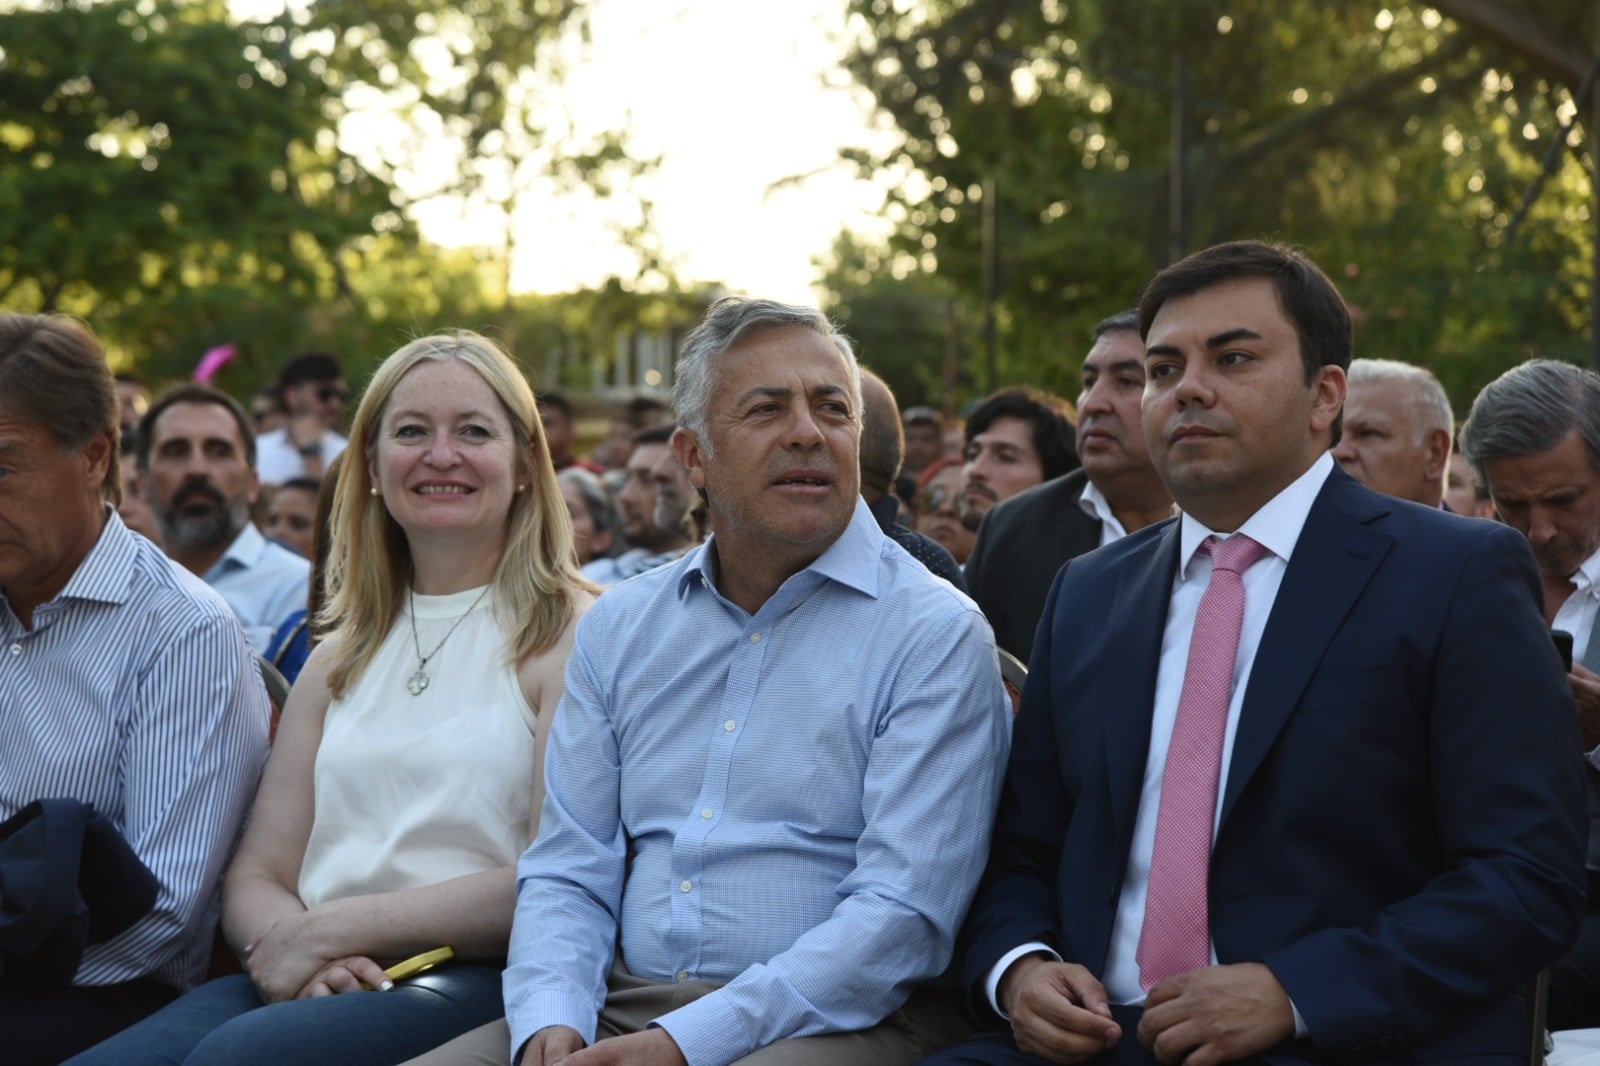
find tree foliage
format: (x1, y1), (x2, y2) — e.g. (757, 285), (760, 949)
(0, 0), (664, 390)
(830, 0), (1595, 411)
(0, 0), (395, 361)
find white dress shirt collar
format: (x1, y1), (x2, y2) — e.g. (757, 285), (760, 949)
(1078, 478), (1128, 546)
(1554, 541), (1600, 672)
(1177, 451), (1336, 577)
(1571, 543), (1600, 598)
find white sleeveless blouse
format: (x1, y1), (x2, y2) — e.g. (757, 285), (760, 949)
(298, 586), (538, 908)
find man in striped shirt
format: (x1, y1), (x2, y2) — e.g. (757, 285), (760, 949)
(0, 314), (271, 1065)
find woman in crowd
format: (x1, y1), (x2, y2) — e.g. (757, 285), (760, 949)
(69, 331), (596, 1066)
(914, 457), (975, 566)
(557, 465), (623, 567)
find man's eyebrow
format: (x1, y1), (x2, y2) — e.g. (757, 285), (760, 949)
(1205, 327), (1263, 349)
(733, 386), (792, 407)
(808, 384), (848, 400)
(1145, 327), (1264, 359)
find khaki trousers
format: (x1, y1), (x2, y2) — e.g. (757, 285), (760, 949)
(402, 962), (971, 1066)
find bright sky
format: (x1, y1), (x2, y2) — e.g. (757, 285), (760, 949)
(227, 0), (898, 300)
(415, 0), (902, 302)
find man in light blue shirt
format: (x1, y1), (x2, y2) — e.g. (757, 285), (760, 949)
(138, 384), (310, 651)
(415, 298), (1010, 1066)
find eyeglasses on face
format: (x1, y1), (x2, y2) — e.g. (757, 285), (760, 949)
(916, 483), (958, 514)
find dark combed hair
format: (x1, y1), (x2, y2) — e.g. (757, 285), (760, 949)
(622, 395), (669, 427)
(632, 422), (677, 449)
(1093, 308), (1141, 341)
(1138, 240), (1352, 442)
(137, 383), (258, 471)
(0, 312), (120, 502)
(278, 351), (343, 389)
(1138, 240), (1352, 383)
(964, 386), (1079, 481)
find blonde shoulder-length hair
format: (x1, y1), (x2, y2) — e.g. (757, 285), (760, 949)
(319, 330), (596, 698)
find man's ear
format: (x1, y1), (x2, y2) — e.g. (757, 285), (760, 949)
(673, 427), (707, 491)
(1425, 429), (1451, 481)
(81, 428), (115, 492)
(1310, 364), (1347, 439)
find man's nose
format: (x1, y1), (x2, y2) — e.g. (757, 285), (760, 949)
(1172, 364), (1215, 407)
(1079, 379), (1111, 415)
(786, 407), (825, 447)
(1528, 507), (1559, 545)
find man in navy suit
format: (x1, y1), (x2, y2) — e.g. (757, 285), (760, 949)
(921, 241), (1587, 1066)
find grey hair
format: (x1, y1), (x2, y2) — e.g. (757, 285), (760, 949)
(673, 296), (861, 454)
(557, 466), (624, 560)
(1459, 359), (1600, 486)
(1347, 359), (1454, 443)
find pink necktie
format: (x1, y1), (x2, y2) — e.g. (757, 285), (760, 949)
(1137, 534), (1270, 990)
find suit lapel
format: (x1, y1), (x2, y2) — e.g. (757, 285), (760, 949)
(1061, 472), (1103, 558)
(1105, 521), (1182, 848)
(1218, 471), (1395, 826)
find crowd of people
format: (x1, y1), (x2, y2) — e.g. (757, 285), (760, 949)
(3, 238), (1600, 1066)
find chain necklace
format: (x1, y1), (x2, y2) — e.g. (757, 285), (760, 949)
(405, 584), (492, 696)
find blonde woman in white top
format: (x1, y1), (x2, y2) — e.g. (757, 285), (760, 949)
(69, 332), (597, 1066)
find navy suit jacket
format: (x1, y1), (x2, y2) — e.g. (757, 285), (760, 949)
(961, 466), (1587, 1062)
(965, 469), (1102, 660)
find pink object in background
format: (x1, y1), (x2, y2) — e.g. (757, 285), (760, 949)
(192, 344), (238, 384)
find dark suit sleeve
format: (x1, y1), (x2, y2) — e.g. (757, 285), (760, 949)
(959, 563), (1077, 1025)
(964, 504), (1033, 661)
(1262, 523), (1587, 1054)
(964, 515), (999, 627)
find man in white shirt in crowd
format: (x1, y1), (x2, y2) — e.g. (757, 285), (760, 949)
(253, 351), (348, 485)
(1461, 358), (1600, 1030)
(139, 385), (309, 652)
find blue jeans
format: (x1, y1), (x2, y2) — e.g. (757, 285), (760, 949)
(63, 965), (505, 1066)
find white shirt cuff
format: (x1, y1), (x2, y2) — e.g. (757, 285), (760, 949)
(984, 944), (1307, 1038)
(985, 943), (1062, 1018)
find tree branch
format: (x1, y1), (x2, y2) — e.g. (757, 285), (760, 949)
(1432, 0), (1591, 90)
(1224, 34), (1478, 169)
